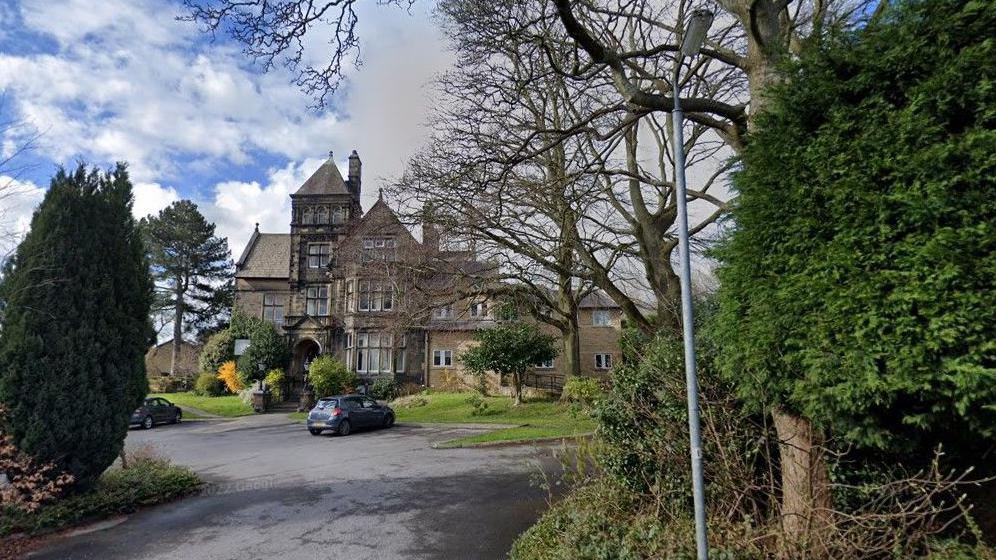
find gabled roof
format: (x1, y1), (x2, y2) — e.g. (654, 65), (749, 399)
(580, 291), (619, 309)
(346, 196), (417, 243)
(235, 232), (291, 279)
(293, 155), (351, 197)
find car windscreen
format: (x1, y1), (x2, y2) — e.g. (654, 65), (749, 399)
(316, 399), (338, 409)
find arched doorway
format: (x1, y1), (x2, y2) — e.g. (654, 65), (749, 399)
(289, 338), (321, 399)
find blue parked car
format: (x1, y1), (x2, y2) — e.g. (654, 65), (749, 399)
(307, 394), (395, 436)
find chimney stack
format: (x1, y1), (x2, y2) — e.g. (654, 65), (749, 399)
(422, 202), (440, 253)
(348, 150), (361, 202)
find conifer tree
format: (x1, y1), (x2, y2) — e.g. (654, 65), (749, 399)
(140, 200), (232, 376)
(0, 163), (153, 488)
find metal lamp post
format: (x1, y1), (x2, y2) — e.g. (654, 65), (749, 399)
(672, 9), (714, 560)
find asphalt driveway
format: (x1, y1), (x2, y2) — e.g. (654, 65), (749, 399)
(29, 415), (563, 560)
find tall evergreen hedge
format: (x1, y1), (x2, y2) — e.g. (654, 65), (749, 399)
(0, 163), (154, 488)
(714, 0), (995, 453)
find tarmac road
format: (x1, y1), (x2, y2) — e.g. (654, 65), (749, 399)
(29, 414), (563, 560)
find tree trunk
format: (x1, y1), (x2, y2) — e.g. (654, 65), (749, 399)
(563, 317), (581, 378)
(511, 372), (523, 406)
(170, 286), (184, 377)
(772, 409), (832, 556)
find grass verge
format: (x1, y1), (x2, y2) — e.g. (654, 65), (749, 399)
(150, 392), (254, 417)
(394, 392), (594, 446)
(0, 457), (201, 538)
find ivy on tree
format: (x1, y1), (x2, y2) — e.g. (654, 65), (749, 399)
(0, 163), (154, 488)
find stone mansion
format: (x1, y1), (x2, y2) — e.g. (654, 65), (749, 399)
(234, 151), (622, 396)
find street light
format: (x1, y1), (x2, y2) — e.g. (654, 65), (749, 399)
(672, 8), (714, 560)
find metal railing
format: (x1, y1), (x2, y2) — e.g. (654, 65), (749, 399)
(522, 371), (565, 394)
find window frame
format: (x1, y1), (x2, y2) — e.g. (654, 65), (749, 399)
(305, 285), (329, 316)
(262, 293), (285, 326)
(308, 243), (332, 269)
(594, 353), (613, 370)
(592, 309), (613, 327)
(432, 349), (453, 367)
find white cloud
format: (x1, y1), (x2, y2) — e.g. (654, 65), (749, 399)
(203, 157), (325, 259)
(132, 181), (180, 219)
(0, 175), (45, 258)
(0, 0), (452, 189)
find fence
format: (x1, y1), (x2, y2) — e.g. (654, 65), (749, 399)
(522, 371), (566, 394)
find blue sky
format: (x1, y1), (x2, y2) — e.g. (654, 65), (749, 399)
(0, 0), (452, 257)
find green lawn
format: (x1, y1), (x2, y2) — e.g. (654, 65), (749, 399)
(394, 392), (594, 447)
(150, 392), (254, 417)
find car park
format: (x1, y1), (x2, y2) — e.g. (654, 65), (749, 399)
(131, 397), (182, 429)
(307, 394), (395, 436)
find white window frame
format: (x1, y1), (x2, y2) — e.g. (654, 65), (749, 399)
(594, 353), (613, 370)
(535, 358), (554, 369)
(470, 301), (489, 318)
(306, 286), (329, 316)
(262, 293), (285, 326)
(593, 309), (612, 327)
(308, 243), (332, 268)
(355, 332), (393, 374)
(432, 349), (453, 367)
(433, 305), (454, 319)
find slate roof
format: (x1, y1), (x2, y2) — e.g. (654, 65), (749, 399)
(579, 291), (619, 309)
(293, 156), (351, 196)
(236, 233), (291, 279)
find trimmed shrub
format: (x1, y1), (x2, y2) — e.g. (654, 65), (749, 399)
(308, 355), (357, 398)
(369, 378), (397, 401)
(561, 377), (602, 414)
(198, 329), (233, 376)
(193, 372), (225, 397)
(264, 369), (285, 401)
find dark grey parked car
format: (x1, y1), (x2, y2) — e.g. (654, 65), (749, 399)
(307, 394), (395, 436)
(131, 397), (182, 429)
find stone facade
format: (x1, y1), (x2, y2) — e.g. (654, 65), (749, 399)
(234, 151), (623, 399)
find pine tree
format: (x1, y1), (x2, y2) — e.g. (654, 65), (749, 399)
(140, 200), (232, 376)
(0, 163), (153, 488)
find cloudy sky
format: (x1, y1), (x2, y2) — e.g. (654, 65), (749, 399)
(0, 0), (452, 258)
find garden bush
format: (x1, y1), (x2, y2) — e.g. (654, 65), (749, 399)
(561, 376), (602, 415)
(369, 377), (397, 400)
(465, 392), (489, 416)
(264, 368), (285, 401)
(308, 355), (358, 398)
(216, 361), (245, 394)
(0, 455), (201, 537)
(198, 329), (233, 377)
(193, 372), (225, 397)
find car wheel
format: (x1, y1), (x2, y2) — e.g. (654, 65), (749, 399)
(337, 420), (351, 437)
(142, 415), (154, 430)
(384, 413), (395, 428)
(173, 411), (182, 424)
(308, 428), (322, 436)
